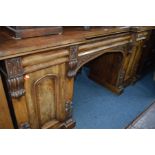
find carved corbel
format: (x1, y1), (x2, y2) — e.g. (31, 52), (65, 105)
(5, 57), (25, 99)
(111, 44), (130, 56)
(67, 45), (78, 77)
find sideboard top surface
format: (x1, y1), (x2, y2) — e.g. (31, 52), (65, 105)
(0, 26), (153, 60)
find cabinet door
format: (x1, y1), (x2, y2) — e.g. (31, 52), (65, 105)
(24, 64), (67, 129)
(0, 75), (14, 129)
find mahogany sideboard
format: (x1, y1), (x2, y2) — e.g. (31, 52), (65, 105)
(0, 26), (154, 129)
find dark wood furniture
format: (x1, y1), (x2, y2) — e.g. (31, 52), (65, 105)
(89, 27), (153, 93)
(2, 26), (63, 39)
(0, 26), (154, 129)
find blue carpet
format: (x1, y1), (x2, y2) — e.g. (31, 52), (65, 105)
(73, 68), (155, 129)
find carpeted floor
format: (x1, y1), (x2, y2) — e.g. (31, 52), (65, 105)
(73, 68), (155, 129)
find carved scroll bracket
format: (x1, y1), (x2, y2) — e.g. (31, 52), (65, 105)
(67, 45), (78, 77)
(5, 57), (25, 99)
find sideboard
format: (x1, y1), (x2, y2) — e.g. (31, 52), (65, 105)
(0, 26), (154, 129)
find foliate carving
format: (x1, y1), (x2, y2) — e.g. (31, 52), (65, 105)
(117, 69), (125, 89)
(114, 44), (128, 54)
(7, 76), (25, 98)
(5, 57), (25, 98)
(68, 45), (78, 77)
(77, 45), (126, 73)
(113, 42), (131, 56)
(78, 52), (103, 70)
(65, 101), (73, 119)
(131, 62), (140, 83)
(67, 44), (129, 77)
